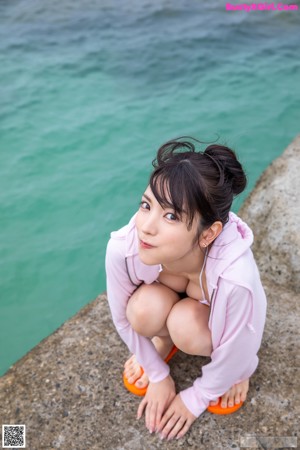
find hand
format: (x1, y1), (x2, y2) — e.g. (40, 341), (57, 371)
(156, 394), (197, 440)
(137, 375), (176, 433)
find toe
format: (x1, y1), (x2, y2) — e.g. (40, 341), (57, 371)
(124, 363), (134, 377)
(241, 391), (247, 402)
(209, 399), (219, 406)
(238, 379), (249, 402)
(124, 354), (144, 384)
(235, 392), (241, 404)
(135, 372), (149, 388)
(227, 391), (235, 408)
(124, 355), (135, 370)
(127, 367), (142, 384)
(221, 395), (229, 408)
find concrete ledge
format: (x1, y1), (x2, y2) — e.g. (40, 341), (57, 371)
(0, 287), (299, 449)
(1, 136), (299, 449)
(239, 135), (300, 291)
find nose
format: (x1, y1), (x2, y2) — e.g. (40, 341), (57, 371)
(141, 211), (158, 236)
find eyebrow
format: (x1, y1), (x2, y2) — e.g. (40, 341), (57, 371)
(142, 193), (152, 203)
(143, 192), (177, 212)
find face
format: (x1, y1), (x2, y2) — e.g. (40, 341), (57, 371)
(135, 186), (201, 268)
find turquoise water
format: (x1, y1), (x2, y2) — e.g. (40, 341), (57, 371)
(0, 0), (299, 376)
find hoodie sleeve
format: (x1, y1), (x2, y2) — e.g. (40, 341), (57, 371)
(105, 236), (170, 383)
(180, 281), (260, 417)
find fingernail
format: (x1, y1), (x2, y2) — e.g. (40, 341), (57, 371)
(136, 381), (142, 387)
(160, 434), (165, 440)
(221, 403), (226, 408)
(229, 402), (233, 407)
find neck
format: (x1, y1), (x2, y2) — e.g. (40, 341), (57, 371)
(162, 245), (206, 277)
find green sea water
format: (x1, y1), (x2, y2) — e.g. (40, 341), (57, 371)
(0, 0), (299, 376)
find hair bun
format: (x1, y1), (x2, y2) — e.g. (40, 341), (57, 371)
(204, 144), (247, 195)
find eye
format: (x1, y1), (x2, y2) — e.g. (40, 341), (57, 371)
(139, 201), (150, 210)
(165, 212), (178, 221)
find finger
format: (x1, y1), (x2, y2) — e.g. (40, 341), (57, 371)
(145, 401), (151, 429)
(157, 408), (173, 433)
(154, 405), (164, 432)
(160, 413), (178, 439)
(166, 417), (186, 441)
(148, 402), (157, 433)
(175, 420), (192, 440)
(137, 398), (147, 420)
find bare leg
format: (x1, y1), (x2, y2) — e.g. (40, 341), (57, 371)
(166, 298), (212, 356)
(125, 284), (250, 405)
(124, 282), (181, 388)
(166, 298), (250, 407)
(124, 336), (175, 387)
(125, 289), (212, 387)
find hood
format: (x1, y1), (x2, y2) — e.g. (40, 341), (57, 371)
(112, 211), (254, 295)
(110, 213), (138, 257)
(206, 212), (254, 295)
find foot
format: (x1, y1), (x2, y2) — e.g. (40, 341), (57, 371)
(209, 379), (249, 408)
(123, 336), (174, 389)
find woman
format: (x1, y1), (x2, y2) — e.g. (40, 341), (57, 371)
(105, 137), (267, 440)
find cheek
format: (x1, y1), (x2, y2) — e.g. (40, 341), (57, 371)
(135, 211), (142, 229)
(167, 229), (190, 244)
(169, 232), (196, 253)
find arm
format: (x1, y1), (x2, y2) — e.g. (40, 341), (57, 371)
(180, 282), (261, 417)
(105, 236), (170, 383)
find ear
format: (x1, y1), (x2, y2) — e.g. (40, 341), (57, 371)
(199, 221), (223, 248)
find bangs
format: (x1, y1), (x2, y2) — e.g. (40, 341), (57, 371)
(148, 137), (243, 231)
(149, 166), (197, 229)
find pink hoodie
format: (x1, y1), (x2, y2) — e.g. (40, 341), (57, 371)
(105, 212), (267, 417)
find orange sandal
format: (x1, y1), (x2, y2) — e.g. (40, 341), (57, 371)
(207, 398), (244, 415)
(123, 345), (178, 396)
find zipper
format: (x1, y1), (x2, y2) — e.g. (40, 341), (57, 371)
(125, 257), (141, 287)
(209, 288), (217, 326)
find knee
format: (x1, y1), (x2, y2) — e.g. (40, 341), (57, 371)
(167, 299), (212, 356)
(126, 283), (180, 336)
(126, 286), (152, 335)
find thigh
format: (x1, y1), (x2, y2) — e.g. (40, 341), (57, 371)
(166, 298), (212, 356)
(126, 282), (181, 337)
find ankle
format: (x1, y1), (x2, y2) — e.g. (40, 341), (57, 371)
(152, 335), (174, 358)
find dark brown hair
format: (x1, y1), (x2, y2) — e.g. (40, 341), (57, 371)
(149, 137), (247, 233)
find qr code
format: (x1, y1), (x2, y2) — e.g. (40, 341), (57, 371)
(2, 425), (26, 448)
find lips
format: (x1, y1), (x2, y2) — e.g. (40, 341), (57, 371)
(139, 239), (155, 249)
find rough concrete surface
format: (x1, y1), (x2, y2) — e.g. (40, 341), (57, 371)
(239, 134), (300, 292)
(1, 136), (299, 450)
